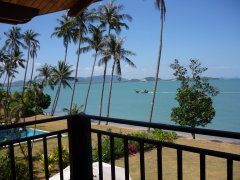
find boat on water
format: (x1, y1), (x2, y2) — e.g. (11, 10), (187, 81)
(135, 90), (148, 94)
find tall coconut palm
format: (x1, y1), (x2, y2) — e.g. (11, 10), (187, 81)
(98, 0), (132, 35)
(29, 39), (40, 83)
(148, 0), (166, 129)
(81, 25), (106, 112)
(99, 35), (135, 121)
(0, 50), (8, 88)
(69, 9), (96, 112)
(3, 27), (25, 96)
(3, 27), (25, 53)
(8, 50), (25, 91)
(51, 61), (74, 115)
(23, 30), (40, 90)
(36, 63), (54, 90)
(97, 0), (132, 117)
(51, 14), (76, 63)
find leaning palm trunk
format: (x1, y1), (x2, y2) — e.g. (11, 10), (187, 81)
(51, 82), (62, 115)
(98, 62), (107, 123)
(148, 12), (164, 131)
(84, 52), (98, 112)
(106, 61), (116, 123)
(69, 36), (81, 112)
(52, 44), (68, 115)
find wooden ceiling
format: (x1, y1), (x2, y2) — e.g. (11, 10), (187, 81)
(0, 0), (97, 24)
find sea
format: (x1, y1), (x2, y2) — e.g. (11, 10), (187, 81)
(11, 79), (240, 133)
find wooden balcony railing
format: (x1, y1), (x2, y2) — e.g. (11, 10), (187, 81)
(0, 114), (240, 180)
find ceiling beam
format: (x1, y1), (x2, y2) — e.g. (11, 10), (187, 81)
(68, 0), (99, 17)
(0, 1), (39, 24)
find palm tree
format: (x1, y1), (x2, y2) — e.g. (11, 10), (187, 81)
(69, 9), (96, 112)
(148, 0), (166, 130)
(99, 35), (136, 121)
(63, 104), (84, 115)
(97, 0), (132, 117)
(98, 0), (132, 36)
(51, 14), (76, 63)
(23, 30), (40, 89)
(3, 27), (25, 97)
(51, 61), (74, 115)
(8, 50), (25, 91)
(0, 50), (8, 88)
(36, 63), (54, 90)
(81, 25), (106, 112)
(3, 27), (25, 53)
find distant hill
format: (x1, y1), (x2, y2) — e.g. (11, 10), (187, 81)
(10, 75), (128, 86)
(129, 79), (141, 82)
(76, 75), (128, 83)
(10, 76), (223, 87)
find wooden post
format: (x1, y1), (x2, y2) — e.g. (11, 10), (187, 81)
(67, 115), (93, 179)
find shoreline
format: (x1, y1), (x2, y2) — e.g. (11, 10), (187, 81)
(92, 120), (240, 144)
(24, 115), (240, 145)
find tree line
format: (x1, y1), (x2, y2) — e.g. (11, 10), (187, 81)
(1, 0), (218, 136)
(0, 0), (136, 123)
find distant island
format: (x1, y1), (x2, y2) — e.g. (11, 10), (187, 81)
(9, 75), (224, 86)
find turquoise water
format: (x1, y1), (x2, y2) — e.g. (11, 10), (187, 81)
(11, 79), (240, 132)
(0, 129), (45, 141)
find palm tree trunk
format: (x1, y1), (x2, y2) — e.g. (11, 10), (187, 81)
(148, 13), (164, 131)
(22, 46), (30, 94)
(52, 42), (68, 115)
(51, 82), (61, 115)
(84, 52), (98, 112)
(106, 61), (116, 123)
(30, 57), (35, 84)
(98, 62), (107, 122)
(69, 37), (81, 112)
(64, 42), (68, 63)
(52, 83), (62, 115)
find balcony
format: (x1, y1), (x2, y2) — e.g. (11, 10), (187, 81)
(0, 114), (240, 180)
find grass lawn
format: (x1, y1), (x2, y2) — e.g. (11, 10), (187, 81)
(1, 115), (239, 179)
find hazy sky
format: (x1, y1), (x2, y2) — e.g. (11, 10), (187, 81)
(0, 0), (240, 81)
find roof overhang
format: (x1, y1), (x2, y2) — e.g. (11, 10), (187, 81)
(0, 0), (98, 25)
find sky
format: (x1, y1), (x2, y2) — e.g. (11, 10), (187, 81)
(0, 0), (240, 81)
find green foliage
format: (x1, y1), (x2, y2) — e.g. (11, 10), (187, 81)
(170, 59), (219, 138)
(92, 129), (176, 163)
(0, 87), (51, 123)
(0, 155), (29, 180)
(37, 146), (69, 173)
(38, 94), (51, 109)
(93, 136), (124, 162)
(62, 104), (84, 115)
(152, 129), (177, 142)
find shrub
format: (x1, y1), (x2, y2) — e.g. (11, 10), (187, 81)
(93, 129), (177, 163)
(93, 136), (124, 163)
(152, 129), (177, 142)
(0, 156), (29, 180)
(37, 146), (69, 174)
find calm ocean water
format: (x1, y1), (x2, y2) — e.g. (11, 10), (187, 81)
(11, 79), (240, 132)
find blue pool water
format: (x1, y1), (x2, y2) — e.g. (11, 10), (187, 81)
(0, 128), (45, 141)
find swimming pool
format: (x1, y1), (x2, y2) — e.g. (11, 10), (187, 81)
(0, 128), (45, 141)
